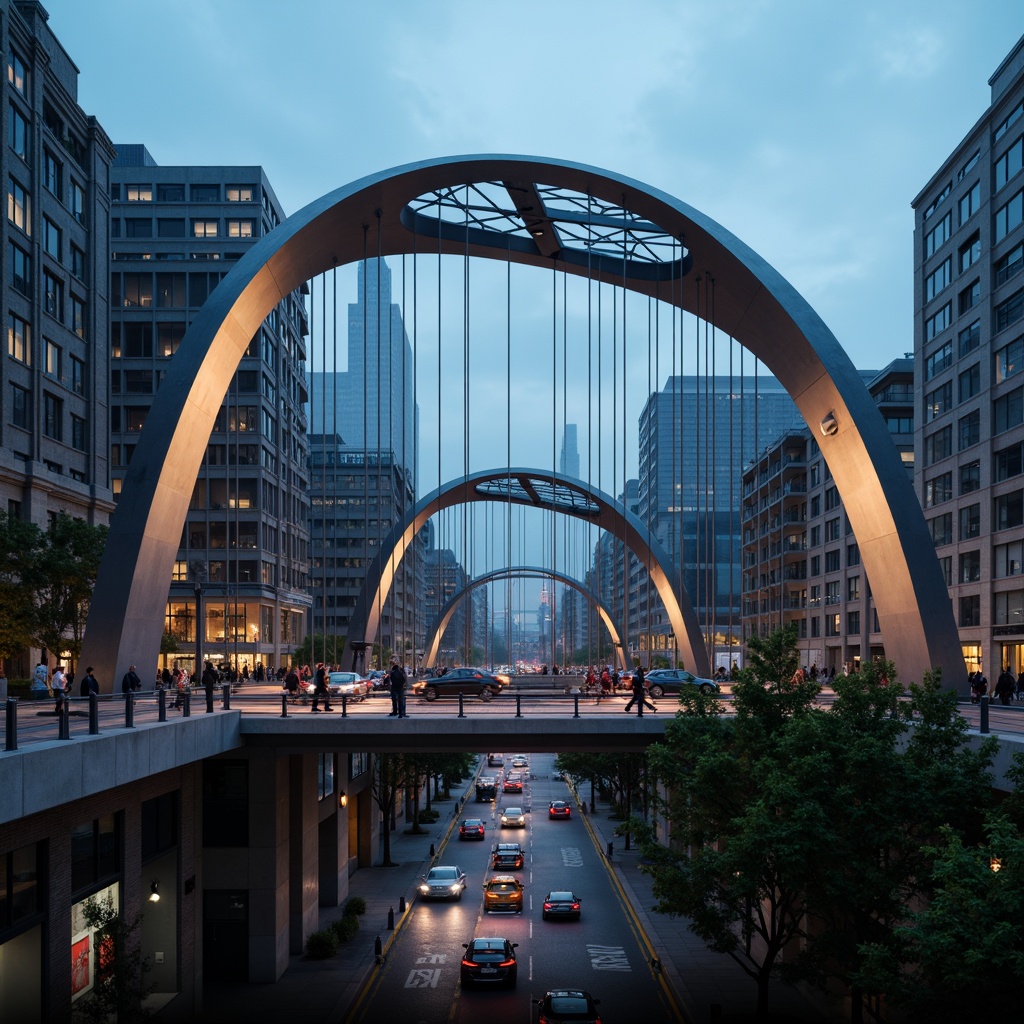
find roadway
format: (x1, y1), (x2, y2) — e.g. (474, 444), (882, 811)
(350, 751), (681, 1024)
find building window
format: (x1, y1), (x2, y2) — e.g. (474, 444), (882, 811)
(938, 555), (952, 586)
(70, 815), (120, 895)
(958, 503), (980, 540)
(810, 555), (820, 576)
(71, 414), (86, 452)
(958, 279), (980, 315)
(45, 339), (61, 379)
(959, 232), (981, 273)
(996, 335), (1024, 383)
(70, 181), (85, 225)
(929, 512), (952, 546)
(44, 270), (64, 320)
(71, 245), (86, 282)
(7, 177), (29, 233)
(192, 219), (218, 238)
(847, 575), (860, 601)
(994, 101), (1023, 144)
(157, 218), (186, 238)
(70, 295), (86, 339)
(9, 241), (31, 295)
(10, 383), (29, 429)
(959, 550), (981, 584)
(958, 410), (980, 450)
(846, 611), (860, 635)
(925, 340), (953, 379)
(996, 242), (1023, 287)
(923, 182), (951, 219)
(226, 219), (255, 238)
(43, 217), (61, 259)
(924, 211), (953, 257)
(71, 355), (84, 395)
(995, 441), (1024, 482)
(125, 184), (152, 201)
(825, 612), (840, 637)
(7, 312), (30, 363)
(994, 539), (1024, 578)
(995, 187), (1023, 243)
(124, 217), (152, 238)
(809, 524), (821, 547)
(995, 134), (1023, 192)
(924, 425), (952, 465)
(960, 460), (981, 494)
(994, 386), (1024, 434)
(925, 257), (952, 300)
(43, 392), (62, 441)
(925, 381), (952, 421)
(191, 184), (220, 202)
(825, 550), (841, 572)
(825, 517), (841, 542)
(959, 594), (981, 628)
(958, 181), (980, 224)
(7, 47), (27, 94)
(996, 288), (1024, 333)
(8, 104), (28, 160)
(995, 490), (1024, 531)
(156, 272), (186, 307)
(847, 543), (860, 567)
(226, 185), (255, 202)
(958, 320), (981, 357)
(959, 363), (980, 401)
(925, 472), (952, 508)
(994, 589), (1024, 626)
(925, 304), (952, 342)
(157, 183), (185, 201)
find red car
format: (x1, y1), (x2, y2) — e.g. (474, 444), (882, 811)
(503, 776), (523, 793)
(548, 800), (571, 819)
(459, 818), (486, 840)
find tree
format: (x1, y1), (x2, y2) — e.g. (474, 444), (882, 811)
(0, 511), (40, 670)
(368, 752), (408, 866)
(32, 514), (107, 673)
(291, 633), (346, 668)
(74, 892), (151, 1023)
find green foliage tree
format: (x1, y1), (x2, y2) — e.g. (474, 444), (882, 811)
(74, 892), (151, 1023)
(0, 511), (40, 670)
(291, 633), (346, 668)
(368, 752), (409, 866)
(32, 513), (107, 672)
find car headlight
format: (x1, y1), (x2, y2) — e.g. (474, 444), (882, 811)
(418, 884), (429, 893)
(450, 883), (461, 892)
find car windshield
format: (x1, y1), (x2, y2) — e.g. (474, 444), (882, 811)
(463, 820), (483, 827)
(548, 891), (574, 900)
(487, 881), (517, 892)
(549, 995), (591, 1013)
(427, 868), (458, 880)
(504, 808), (523, 815)
(329, 673), (358, 682)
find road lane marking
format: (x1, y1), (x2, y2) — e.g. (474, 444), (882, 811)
(586, 944), (632, 971)
(404, 967), (442, 988)
(561, 846), (584, 866)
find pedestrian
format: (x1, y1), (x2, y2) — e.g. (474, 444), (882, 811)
(389, 658), (408, 718)
(31, 660), (49, 701)
(121, 663), (142, 697)
(51, 663), (67, 714)
(596, 667), (612, 704)
(284, 666), (300, 704)
(624, 665), (656, 716)
(1017, 668), (1024, 703)
(80, 666), (99, 698)
(202, 660), (219, 706)
(994, 666), (1015, 706)
(310, 663), (332, 712)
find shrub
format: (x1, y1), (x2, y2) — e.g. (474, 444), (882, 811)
(331, 913), (359, 943)
(306, 929), (338, 959)
(343, 895), (366, 916)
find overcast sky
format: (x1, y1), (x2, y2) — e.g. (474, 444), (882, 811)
(43, 1), (1024, 638)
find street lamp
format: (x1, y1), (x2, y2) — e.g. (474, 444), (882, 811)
(190, 560), (206, 679)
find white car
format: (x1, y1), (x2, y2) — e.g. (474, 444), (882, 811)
(418, 865), (467, 901)
(500, 806), (526, 828)
(301, 671), (370, 703)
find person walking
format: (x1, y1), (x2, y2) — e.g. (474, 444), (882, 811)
(389, 658), (408, 718)
(284, 666), (300, 704)
(80, 666), (99, 698)
(623, 664), (656, 716)
(51, 664), (67, 714)
(121, 663), (142, 697)
(596, 667), (612, 704)
(310, 663), (332, 712)
(994, 667), (1016, 706)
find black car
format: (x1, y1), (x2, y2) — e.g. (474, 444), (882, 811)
(412, 668), (506, 702)
(643, 668), (719, 698)
(460, 936), (518, 987)
(535, 989), (601, 1024)
(541, 890), (582, 921)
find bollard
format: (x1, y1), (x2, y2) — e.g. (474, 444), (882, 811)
(222, 682), (231, 711)
(607, 841), (613, 859)
(458, 691), (465, 719)
(125, 692), (135, 729)
(516, 693), (522, 718)
(573, 694), (580, 719)
(387, 907), (395, 930)
(429, 843), (435, 857)
(183, 689), (191, 717)
(158, 687), (167, 722)
(88, 692), (99, 735)
(399, 895), (406, 913)
(374, 934), (382, 959)
(281, 693), (289, 718)
(59, 698), (70, 740)
(341, 694), (348, 718)
(980, 695), (990, 734)
(5, 697), (17, 751)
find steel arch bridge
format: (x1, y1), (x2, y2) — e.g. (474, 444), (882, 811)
(420, 565), (627, 671)
(79, 154), (964, 695)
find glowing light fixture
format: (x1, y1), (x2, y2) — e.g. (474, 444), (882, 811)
(149, 880), (161, 903)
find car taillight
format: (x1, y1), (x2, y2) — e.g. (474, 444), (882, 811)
(543, 902), (553, 910)
(498, 958), (515, 967)
(461, 958), (475, 968)
(572, 902), (580, 909)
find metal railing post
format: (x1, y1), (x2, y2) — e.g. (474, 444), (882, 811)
(458, 691), (465, 719)
(88, 693), (99, 735)
(281, 693), (288, 718)
(980, 695), (990, 734)
(516, 693), (522, 718)
(573, 694), (580, 719)
(158, 688), (167, 722)
(58, 698), (70, 740)
(222, 683), (231, 710)
(5, 697), (17, 751)
(183, 689), (191, 718)
(341, 694), (348, 718)
(125, 691), (135, 729)
(206, 685), (215, 714)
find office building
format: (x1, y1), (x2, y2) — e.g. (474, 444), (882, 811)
(109, 147), (311, 675)
(914, 35), (1024, 679)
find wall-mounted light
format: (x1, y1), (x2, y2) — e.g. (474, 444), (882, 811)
(820, 412), (839, 437)
(149, 880), (161, 903)
(991, 856), (1002, 873)
(339, 791), (348, 809)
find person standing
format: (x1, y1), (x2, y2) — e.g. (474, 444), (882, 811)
(51, 664), (67, 714)
(284, 666), (300, 704)
(310, 663), (332, 712)
(389, 658), (408, 718)
(202, 660), (219, 707)
(31, 660), (49, 701)
(80, 666), (99, 698)
(624, 665), (656, 716)
(121, 664), (142, 697)
(994, 667), (1016, 706)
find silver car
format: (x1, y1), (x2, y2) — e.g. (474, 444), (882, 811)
(500, 806), (526, 828)
(418, 865), (467, 901)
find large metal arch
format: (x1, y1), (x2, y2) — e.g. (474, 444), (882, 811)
(421, 565), (628, 671)
(347, 468), (708, 675)
(80, 154), (964, 694)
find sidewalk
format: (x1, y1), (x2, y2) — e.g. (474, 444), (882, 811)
(202, 774), (833, 1024)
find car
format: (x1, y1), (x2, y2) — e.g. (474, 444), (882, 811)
(503, 775), (523, 793)
(500, 806), (526, 828)
(491, 842), (525, 870)
(483, 873), (524, 913)
(511, 755), (528, 768)
(460, 818), (486, 840)
(488, 753), (505, 767)
(411, 668), (506, 702)
(417, 865), (467, 901)
(548, 800), (571, 819)
(461, 936), (519, 987)
(327, 671), (371, 700)
(534, 989), (601, 1023)
(542, 890), (582, 921)
(643, 668), (719, 698)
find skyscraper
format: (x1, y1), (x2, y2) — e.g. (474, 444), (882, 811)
(559, 423), (580, 478)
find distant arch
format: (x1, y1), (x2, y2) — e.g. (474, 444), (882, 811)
(422, 565), (628, 671)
